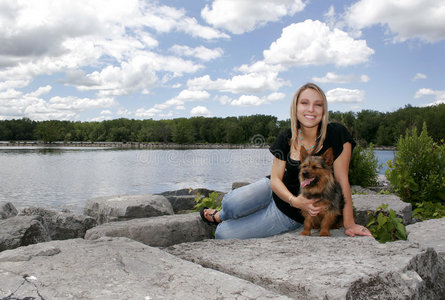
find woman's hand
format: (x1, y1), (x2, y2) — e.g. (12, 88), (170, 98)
(290, 195), (321, 216)
(344, 223), (373, 237)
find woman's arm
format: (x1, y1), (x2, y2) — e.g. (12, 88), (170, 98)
(333, 142), (372, 237)
(270, 157), (320, 214)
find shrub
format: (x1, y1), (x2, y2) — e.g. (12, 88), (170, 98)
(349, 143), (380, 187)
(413, 201), (445, 221)
(386, 123), (445, 205)
(366, 204), (407, 243)
(193, 191), (221, 212)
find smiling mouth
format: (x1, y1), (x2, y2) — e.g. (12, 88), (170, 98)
(301, 177), (316, 188)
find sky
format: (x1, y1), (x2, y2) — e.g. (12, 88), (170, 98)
(0, 0), (444, 122)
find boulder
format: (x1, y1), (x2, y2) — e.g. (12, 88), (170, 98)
(18, 207), (96, 240)
(166, 229), (445, 299)
(352, 194), (413, 226)
(0, 216), (50, 252)
(407, 217), (445, 258)
(232, 181), (250, 189)
(0, 238), (288, 299)
(0, 202), (18, 220)
(159, 188), (224, 213)
(84, 194), (174, 224)
(85, 212), (214, 247)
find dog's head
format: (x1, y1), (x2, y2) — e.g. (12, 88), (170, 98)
(299, 146), (334, 194)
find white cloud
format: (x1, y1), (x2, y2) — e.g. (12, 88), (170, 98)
(326, 88), (365, 103)
(0, 85), (116, 120)
(190, 106), (211, 117)
(138, 89), (211, 118)
(313, 72), (370, 84)
(169, 45), (223, 62)
(263, 20), (374, 67)
(202, 0), (305, 34)
(187, 73), (288, 94)
(65, 54), (203, 97)
(413, 73), (427, 81)
(219, 92), (284, 107)
(0, 0), (225, 102)
(414, 88), (445, 106)
(345, 0), (445, 43)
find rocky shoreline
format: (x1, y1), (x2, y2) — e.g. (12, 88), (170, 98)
(1, 184), (444, 299)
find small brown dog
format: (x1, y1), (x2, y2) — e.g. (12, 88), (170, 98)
(299, 146), (344, 236)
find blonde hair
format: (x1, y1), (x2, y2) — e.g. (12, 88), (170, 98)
(290, 83), (328, 153)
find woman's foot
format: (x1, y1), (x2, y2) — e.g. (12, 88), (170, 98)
(200, 207), (221, 225)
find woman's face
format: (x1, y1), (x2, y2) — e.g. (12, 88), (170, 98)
(296, 88), (324, 129)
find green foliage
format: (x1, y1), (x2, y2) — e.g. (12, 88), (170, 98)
(349, 144), (380, 187)
(413, 201), (445, 221)
(193, 192), (221, 212)
(367, 204), (407, 243)
(386, 123), (445, 205)
(2, 104), (444, 146)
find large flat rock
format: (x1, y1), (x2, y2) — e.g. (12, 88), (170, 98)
(0, 237), (290, 300)
(166, 229), (445, 299)
(84, 194), (174, 224)
(85, 212), (214, 247)
(352, 194), (413, 225)
(407, 217), (445, 258)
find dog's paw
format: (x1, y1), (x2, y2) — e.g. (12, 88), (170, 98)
(319, 230), (331, 236)
(300, 230), (311, 236)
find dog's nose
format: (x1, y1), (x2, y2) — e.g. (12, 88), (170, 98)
(302, 170), (309, 178)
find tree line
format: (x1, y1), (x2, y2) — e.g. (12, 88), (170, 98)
(0, 104), (443, 146)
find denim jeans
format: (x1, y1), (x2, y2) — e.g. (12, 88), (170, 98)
(215, 177), (302, 239)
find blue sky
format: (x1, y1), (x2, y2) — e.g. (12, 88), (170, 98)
(0, 0), (444, 121)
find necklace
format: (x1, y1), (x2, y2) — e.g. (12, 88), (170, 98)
(299, 129), (318, 152)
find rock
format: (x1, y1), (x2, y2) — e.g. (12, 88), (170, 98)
(166, 229), (445, 300)
(352, 194), (413, 226)
(232, 181), (250, 189)
(0, 202), (18, 219)
(18, 207), (96, 240)
(0, 216), (50, 252)
(407, 217), (445, 258)
(85, 212), (214, 247)
(84, 194), (174, 224)
(159, 188), (224, 213)
(0, 238), (289, 299)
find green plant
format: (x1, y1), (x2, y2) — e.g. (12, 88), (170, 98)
(386, 123), (445, 205)
(349, 143), (380, 187)
(366, 204), (407, 243)
(413, 201), (445, 221)
(193, 191), (221, 212)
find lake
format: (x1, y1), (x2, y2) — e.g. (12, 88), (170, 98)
(0, 147), (395, 213)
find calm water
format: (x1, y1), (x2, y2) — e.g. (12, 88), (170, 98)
(0, 147), (394, 213)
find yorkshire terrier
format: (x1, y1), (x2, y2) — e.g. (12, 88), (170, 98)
(299, 146), (344, 236)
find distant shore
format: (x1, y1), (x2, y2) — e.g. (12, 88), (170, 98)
(0, 141), (269, 149)
(0, 141), (396, 150)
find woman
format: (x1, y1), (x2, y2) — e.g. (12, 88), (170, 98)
(201, 83), (372, 239)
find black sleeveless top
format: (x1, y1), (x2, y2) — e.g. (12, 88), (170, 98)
(269, 122), (356, 222)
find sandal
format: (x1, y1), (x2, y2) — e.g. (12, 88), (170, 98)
(200, 207), (220, 225)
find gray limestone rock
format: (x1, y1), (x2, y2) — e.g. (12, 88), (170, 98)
(84, 194), (174, 224)
(0, 216), (50, 252)
(0, 202), (18, 220)
(0, 237), (290, 299)
(352, 194), (412, 226)
(407, 217), (445, 258)
(160, 188), (224, 213)
(85, 212), (214, 247)
(18, 207), (97, 240)
(166, 230), (445, 299)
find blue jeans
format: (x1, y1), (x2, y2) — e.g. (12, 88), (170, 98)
(215, 177), (302, 239)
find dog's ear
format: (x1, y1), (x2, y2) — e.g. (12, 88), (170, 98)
(300, 145), (309, 161)
(322, 148), (334, 166)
